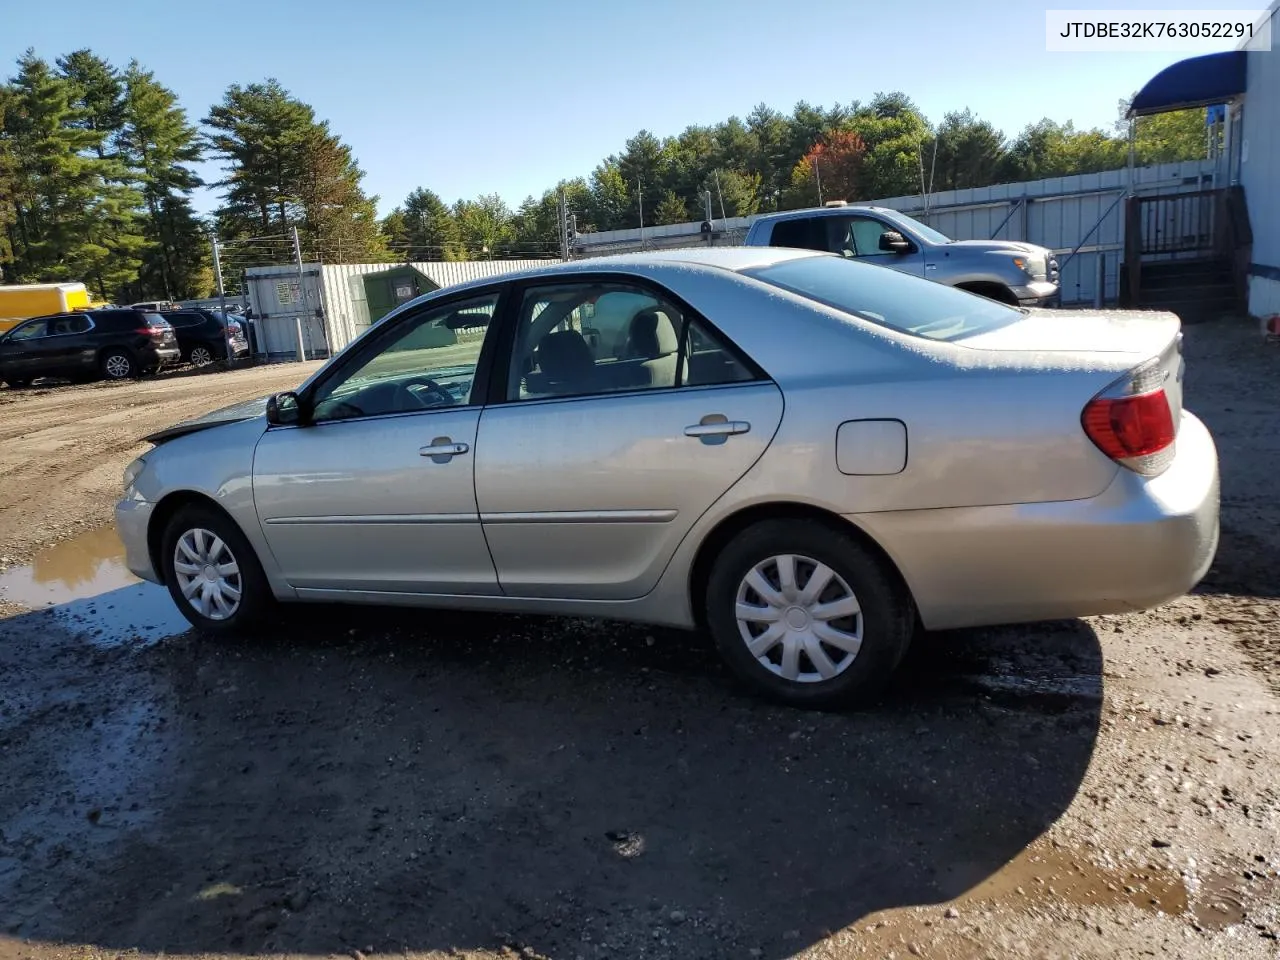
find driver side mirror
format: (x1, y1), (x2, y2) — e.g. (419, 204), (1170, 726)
(879, 231), (911, 253)
(265, 391), (306, 426)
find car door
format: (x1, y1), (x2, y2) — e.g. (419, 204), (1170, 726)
(251, 289), (506, 595)
(44, 313), (96, 373)
(830, 215), (927, 277)
(0, 318), (52, 379)
(474, 277), (784, 601)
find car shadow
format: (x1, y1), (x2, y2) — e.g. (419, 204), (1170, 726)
(0, 593), (1102, 959)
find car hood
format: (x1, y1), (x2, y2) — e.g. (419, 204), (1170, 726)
(143, 395), (270, 444)
(945, 239), (1052, 255)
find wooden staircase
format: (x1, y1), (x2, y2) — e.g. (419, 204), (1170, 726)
(1122, 186), (1251, 323)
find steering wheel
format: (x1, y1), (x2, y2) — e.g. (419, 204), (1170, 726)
(397, 376), (455, 409)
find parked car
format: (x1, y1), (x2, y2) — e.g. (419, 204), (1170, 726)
(0, 309), (180, 387)
(128, 300), (179, 313)
(744, 203), (1060, 307)
(165, 309), (250, 367)
(116, 248), (1218, 709)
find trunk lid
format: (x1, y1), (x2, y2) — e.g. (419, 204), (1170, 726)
(955, 307), (1185, 434)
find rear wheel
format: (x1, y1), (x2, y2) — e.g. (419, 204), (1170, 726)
(100, 349), (135, 380)
(705, 519), (914, 710)
(160, 504), (272, 633)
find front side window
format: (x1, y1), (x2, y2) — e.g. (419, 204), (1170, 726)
(506, 281), (756, 402)
(745, 254), (1023, 342)
(310, 293), (498, 422)
(6, 319), (49, 341)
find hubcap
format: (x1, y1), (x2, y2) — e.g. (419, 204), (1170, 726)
(105, 354), (131, 378)
(173, 528), (242, 620)
(734, 553), (863, 684)
(190, 347), (212, 366)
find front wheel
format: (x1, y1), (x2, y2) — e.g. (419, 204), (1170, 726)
(705, 519), (914, 710)
(161, 505), (272, 633)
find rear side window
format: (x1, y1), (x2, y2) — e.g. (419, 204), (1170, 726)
(744, 255), (1024, 342)
(166, 312), (203, 329)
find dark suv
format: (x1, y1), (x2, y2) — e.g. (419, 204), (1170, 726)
(165, 309), (250, 367)
(0, 309), (181, 388)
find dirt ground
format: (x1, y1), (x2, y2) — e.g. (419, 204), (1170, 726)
(0, 322), (1277, 960)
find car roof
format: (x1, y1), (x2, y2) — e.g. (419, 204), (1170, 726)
(749, 205), (900, 224)
(396, 246), (826, 305)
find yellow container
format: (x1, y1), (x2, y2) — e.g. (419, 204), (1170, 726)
(0, 283), (93, 333)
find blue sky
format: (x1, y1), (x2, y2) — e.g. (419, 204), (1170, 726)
(3, 0), (1270, 218)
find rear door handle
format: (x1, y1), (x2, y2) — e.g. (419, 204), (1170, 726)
(420, 438), (469, 462)
(684, 418), (750, 441)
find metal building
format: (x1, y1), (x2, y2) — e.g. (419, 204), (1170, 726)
(1128, 1), (1278, 319)
(243, 259), (561, 360)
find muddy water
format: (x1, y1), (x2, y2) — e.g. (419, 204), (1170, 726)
(0, 527), (187, 644)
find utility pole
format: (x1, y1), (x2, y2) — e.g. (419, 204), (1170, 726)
(291, 226), (307, 363)
(636, 180), (644, 245)
(704, 190), (714, 246)
(211, 234), (232, 366)
(713, 170), (728, 225)
(558, 188), (569, 260)
(814, 161), (823, 206)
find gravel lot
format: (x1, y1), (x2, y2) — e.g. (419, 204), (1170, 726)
(0, 320), (1277, 960)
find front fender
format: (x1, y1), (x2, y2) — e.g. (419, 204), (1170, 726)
(132, 417), (296, 599)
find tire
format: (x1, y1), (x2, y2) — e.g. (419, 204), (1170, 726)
(160, 504), (273, 633)
(99, 349), (136, 380)
(704, 519), (914, 710)
(188, 343), (215, 367)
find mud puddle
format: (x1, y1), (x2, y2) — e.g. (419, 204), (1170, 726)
(0, 527), (187, 644)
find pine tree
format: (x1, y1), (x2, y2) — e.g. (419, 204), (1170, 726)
(383, 187), (463, 260)
(296, 123), (389, 262)
(56, 50), (125, 160)
(205, 78), (387, 263)
(204, 79), (313, 238)
(119, 61), (209, 299)
(3, 51), (144, 299)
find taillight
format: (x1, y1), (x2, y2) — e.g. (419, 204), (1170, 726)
(1082, 363), (1176, 476)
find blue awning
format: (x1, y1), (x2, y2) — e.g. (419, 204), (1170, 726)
(1128, 50), (1248, 117)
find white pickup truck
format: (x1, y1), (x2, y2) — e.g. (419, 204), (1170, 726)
(743, 203), (1060, 307)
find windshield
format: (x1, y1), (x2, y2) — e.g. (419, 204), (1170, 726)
(881, 210), (952, 245)
(743, 255), (1024, 342)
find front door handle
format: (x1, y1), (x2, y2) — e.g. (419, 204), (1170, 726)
(420, 437), (469, 463)
(684, 416), (750, 444)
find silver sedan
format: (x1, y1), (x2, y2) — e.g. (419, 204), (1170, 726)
(115, 248), (1220, 708)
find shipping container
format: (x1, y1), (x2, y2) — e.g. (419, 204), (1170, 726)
(244, 259), (561, 360)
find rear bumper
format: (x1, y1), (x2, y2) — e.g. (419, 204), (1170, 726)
(849, 411), (1220, 630)
(147, 345), (182, 366)
(115, 497), (161, 584)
